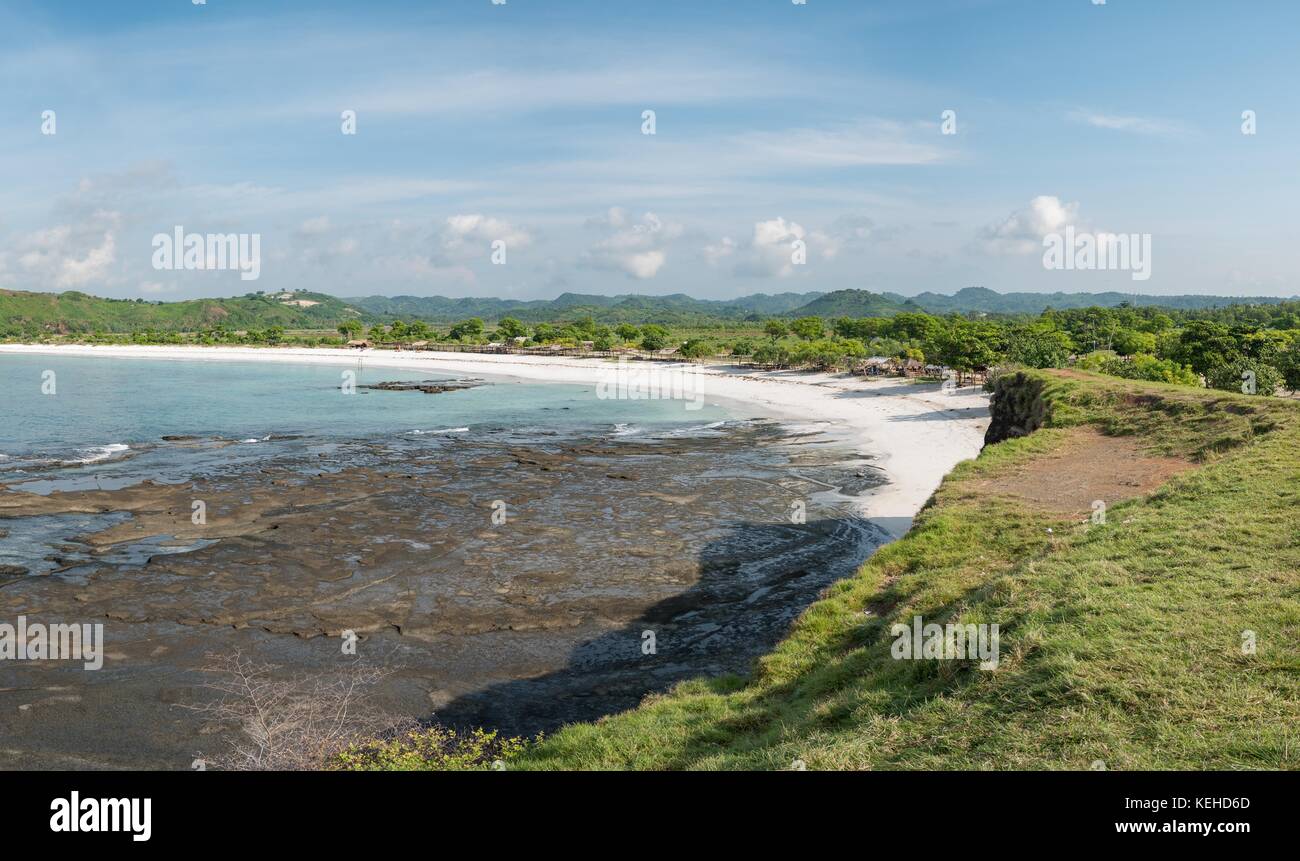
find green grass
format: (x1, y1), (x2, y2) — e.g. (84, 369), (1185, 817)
(505, 369), (1300, 770)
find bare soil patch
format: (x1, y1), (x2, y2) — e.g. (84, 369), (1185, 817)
(972, 427), (1194, 517)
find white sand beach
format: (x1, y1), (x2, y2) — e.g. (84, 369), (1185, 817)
(0, 344), (991, 539)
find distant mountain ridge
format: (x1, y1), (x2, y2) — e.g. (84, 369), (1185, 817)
(889, 286), (1295, 314)
(2, 285), (1296, 336)
(345, 291), (825, 324)
(347, 287), (1297, 323)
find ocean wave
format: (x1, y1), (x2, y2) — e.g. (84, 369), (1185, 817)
(64, 444), (130, 465)
(653, 420), (747, 439)
(407, 427), (471, 435)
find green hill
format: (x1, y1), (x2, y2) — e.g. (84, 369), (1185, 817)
(344, 291), (826, 325)
(494, 370), (1300, 769)
(790, 288), (918, 318)
(899, 286), (1296, 315)
(4, 285), (1299, 337)
(0, 289), (362, 337)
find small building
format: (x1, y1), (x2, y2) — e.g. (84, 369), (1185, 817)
(347, 339), (371, 349)
(861, 356), (895, 376)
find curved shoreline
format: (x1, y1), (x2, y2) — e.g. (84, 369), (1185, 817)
(0, 343), (991, 539)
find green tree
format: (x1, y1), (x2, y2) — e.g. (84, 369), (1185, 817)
(1166, 321), (1242, 374)
(1274, 339), (1300, 390)
(730, 338), (757, 356)
(790, 316), (824, 341)
(448, 318), (485, 341)
(763, 319), (789, 341)
(679, 339), (716, 359)
(752, 342), (791, 367)
(1006, 324), (1073, 369)
(931, 321), (999, 380)
(1112, 329), (1157, 356)
(639, 324), (671, 352)
(1206, 359), (1283, 396)
(496, 317), (527, 340)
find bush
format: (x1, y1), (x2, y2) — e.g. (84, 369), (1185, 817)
(729, 338), (757, 357)
(448, 318), (486, 342)
(337, 725), (532, 772)
(678, 338), (716, 359)
(1076, 351), (1200, 387)
(1206, 359), (1283, 396)
(752, 343), (791, 367)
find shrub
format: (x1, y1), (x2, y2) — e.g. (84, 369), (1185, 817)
(337, 726), (532, 771)
(678, 338), (716, 359)
(1206, 358), (1283, 396)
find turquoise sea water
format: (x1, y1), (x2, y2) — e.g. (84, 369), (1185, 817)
(0, 353), (735, 477)
(0, 352), (746, 576)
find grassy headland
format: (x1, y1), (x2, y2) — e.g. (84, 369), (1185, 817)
(474, 369), (1298, 770)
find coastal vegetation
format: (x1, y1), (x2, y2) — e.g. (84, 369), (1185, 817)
(9, 286), (1300, 398)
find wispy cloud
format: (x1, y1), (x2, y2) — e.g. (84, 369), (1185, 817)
(733, 121), (950, 167)
(1066, 109), (1189, 137)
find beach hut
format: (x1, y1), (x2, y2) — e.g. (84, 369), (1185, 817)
(860, 356), (895, 377)
(347, 339), (371, 349)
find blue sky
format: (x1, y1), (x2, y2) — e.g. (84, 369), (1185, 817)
(2, 0), (1297, 300)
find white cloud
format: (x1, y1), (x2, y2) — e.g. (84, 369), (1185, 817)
(441, 214), (532, 257)
(815, 215), (878, 259)
(980, 196), (1081, 255)
(12, 211), (121, 288)
(734, 217), (806, 278)
(298, 215), (332, 235)
(308, 62), (807, 118)
(733, 121), (948, 167)
(1067, 110), (1186, 137)
(621, 251), (666, 280)
(702, 236), (736, 265)
(582, 210), (682, 279)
